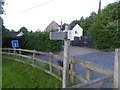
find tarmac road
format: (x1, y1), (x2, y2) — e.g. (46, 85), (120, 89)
(58, 46), (114, 87)
(58, 46), (114, 70)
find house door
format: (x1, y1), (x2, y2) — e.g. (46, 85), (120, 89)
(72, 37), (80, 46)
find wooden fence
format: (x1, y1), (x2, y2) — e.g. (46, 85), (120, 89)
(2, 48), (63, 81)
(1, 48), (118, 88)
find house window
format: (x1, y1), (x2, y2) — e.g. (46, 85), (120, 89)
(75, 31), (78, 34)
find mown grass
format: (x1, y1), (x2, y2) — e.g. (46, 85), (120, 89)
(2, 57), (62, 88)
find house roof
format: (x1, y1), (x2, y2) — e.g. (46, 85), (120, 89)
(61, 24), (82, 31)
(72, 24), (83, 30)
(9, 31), (24, 37)
(9, 32), (19, 37)
(45, 21), (60, 31)
(44, 21), (83, 32)
(17, 32), (24, 37)
(68, 24), (80, 30)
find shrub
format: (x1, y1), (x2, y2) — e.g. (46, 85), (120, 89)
(2, 31), (62, 53)
(88, 2), (120, 51)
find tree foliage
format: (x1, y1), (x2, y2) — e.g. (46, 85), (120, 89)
(19, 27), (29, 35)
(69, 11), (96, 35)
(89, 1), (120, 50)
(2, 29), (62, 52)
(20, 31), (62, 52)
(0, 0), (5, 14)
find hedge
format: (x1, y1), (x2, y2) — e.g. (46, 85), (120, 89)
(2, 32), (62, 52)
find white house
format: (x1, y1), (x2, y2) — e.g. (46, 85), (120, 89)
(70, 24), (83, 41)
(17, 31), (24, 37)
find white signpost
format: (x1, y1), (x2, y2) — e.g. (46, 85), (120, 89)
(67, 30), (73, 40)
(50, 25), (70, 88)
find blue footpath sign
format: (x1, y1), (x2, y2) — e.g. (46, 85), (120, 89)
(11, 40), (19, 48)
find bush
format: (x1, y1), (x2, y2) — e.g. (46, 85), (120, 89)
(90, 22), (120, 51)
(88, 2), (120, 51)
(2, 31), (62, 53)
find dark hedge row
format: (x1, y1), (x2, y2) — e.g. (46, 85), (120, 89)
(2, 32), (62, 52)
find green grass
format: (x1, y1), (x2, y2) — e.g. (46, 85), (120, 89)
(2, 57), (62, 88)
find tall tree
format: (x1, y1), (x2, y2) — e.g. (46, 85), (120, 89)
(2, 25), (10, 37)
(0, 0), (4, 28)
(19, 27), (29, 35)
(0, 0), (5, 48)
(79, 12), (96, 35)
(0, 0), (5, 14)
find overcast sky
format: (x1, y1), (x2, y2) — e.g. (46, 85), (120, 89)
(2, 0), (117, 32)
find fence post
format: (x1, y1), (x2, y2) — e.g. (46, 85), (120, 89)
(19, 48), (21, 60)
(13, 48), (16, 54)
(33, 50), (36, 65)
(113, 48), (120, 89)
(86, 68), (91, 81)
(49, 52), (53, 72)
(86, 62), (91, 81)
(13, 48), (16, 59)
(8, 49), (10, 59)
(70, 57), (75, 85)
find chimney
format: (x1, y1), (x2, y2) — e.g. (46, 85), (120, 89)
(61, 20), (63, 29)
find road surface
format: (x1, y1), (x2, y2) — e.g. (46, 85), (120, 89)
(36, 46), (115, 88)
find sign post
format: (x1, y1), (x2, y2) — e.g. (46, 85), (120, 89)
(62, 25), (70, 88)
(11, 40), (19, 48)
(50, 25), (70, 88)
(11, 40), (19, 54)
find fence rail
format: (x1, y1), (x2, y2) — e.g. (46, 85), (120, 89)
(1, 48), (116, 88)
(70, 75), (113, 88)
(72, 58), (113, 75)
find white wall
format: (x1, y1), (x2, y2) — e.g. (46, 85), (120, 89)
(71, 24), (83, 41)
(17, 32), (24, 37)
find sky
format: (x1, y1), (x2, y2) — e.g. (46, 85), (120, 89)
(2, 0), (117, 32)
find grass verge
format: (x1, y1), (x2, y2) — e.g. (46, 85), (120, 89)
(2, 57), (62, 88)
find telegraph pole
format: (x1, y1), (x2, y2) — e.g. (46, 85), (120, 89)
(98, 0), (101, 13)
